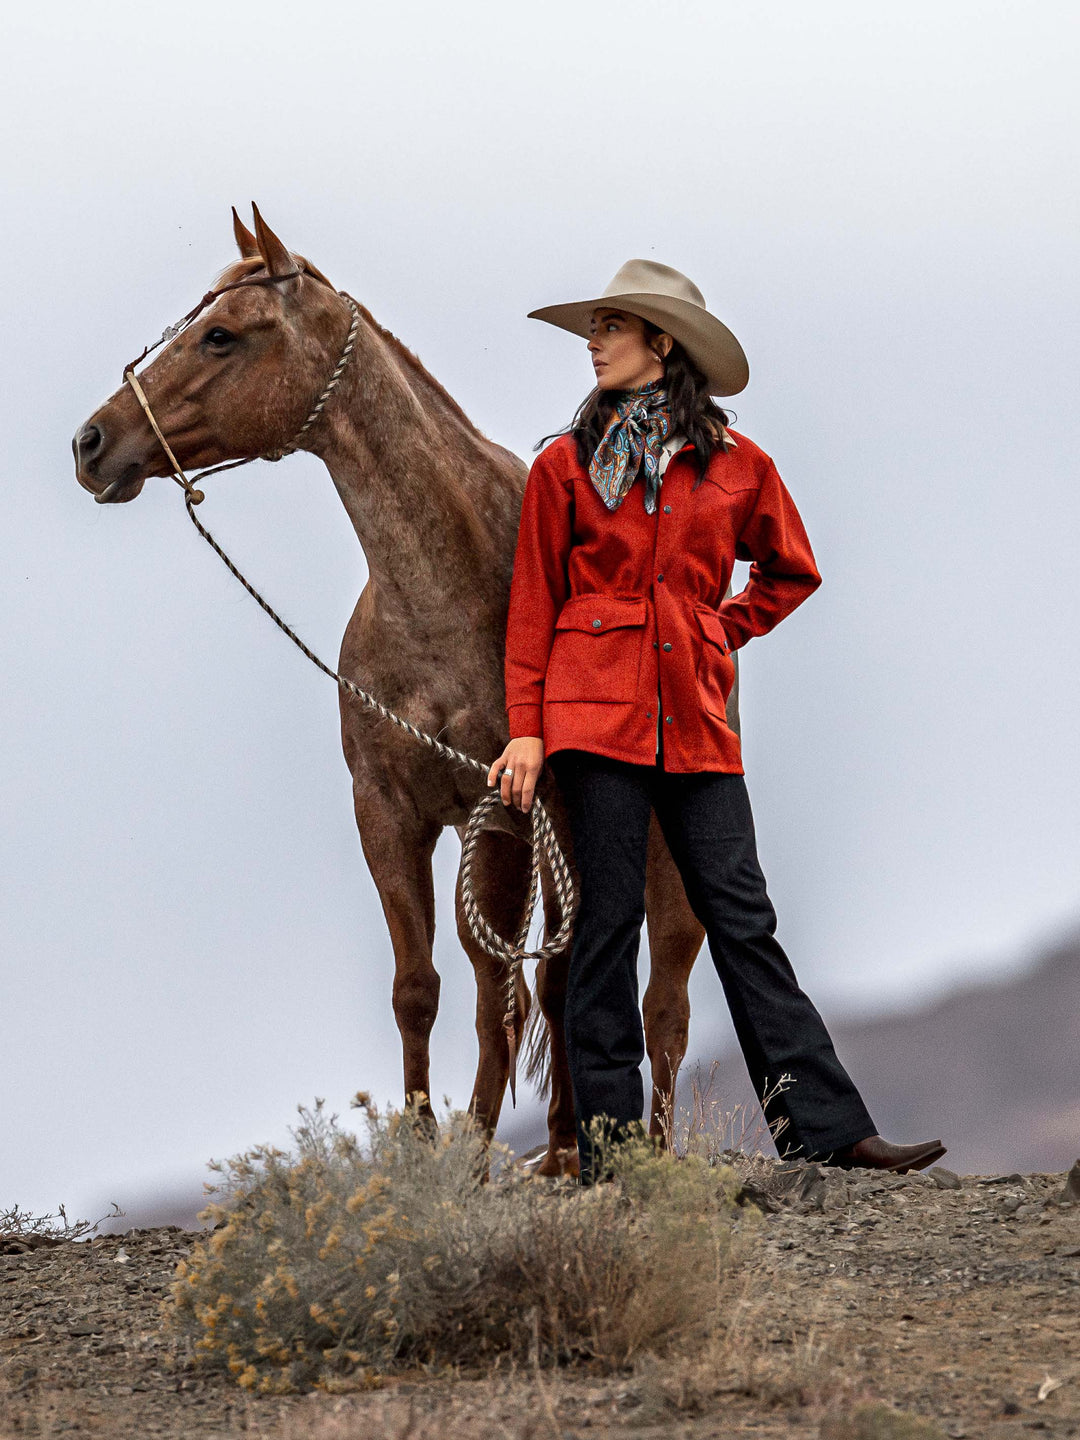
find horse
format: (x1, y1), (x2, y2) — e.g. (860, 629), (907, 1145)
(73, 206), (733, 1174)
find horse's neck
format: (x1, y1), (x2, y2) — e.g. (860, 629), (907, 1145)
(315, 320), (523, 624)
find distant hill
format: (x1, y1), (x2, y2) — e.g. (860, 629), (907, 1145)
(784, 927), (1080, 1174)
(657, 926), (1080, 1175)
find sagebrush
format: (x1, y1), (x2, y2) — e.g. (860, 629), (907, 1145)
(167, 1098), (742, 1393)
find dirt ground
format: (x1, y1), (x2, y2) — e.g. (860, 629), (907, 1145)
(2, 1161), (1078, 1439)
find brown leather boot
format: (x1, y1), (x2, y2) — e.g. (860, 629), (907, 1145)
(825, 1134), (947, 1173)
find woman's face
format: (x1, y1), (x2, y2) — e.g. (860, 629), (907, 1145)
(587, 308), (671, 391)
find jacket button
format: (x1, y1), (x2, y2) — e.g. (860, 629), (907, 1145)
(592, 619), (602, 628)
(664, 715), (673, 724)
(657, 574), (664, 583)
(663, 505), (672, 514)
(646, 711), (652, 719)
(662, 642), (672, 652)
(652, 640), (658, 649)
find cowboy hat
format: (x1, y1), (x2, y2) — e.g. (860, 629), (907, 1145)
(528, 258), (749, 397)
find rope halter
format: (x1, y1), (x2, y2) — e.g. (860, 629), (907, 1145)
(97, 267), (360, 506)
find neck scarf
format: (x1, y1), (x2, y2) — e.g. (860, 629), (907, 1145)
(588, 381), (673, 515)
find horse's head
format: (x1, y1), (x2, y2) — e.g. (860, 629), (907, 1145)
(74, 207), (351, 504)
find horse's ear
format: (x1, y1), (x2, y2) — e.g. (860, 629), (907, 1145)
(232, 206), (260, 259)
(251, 203), (297, 278)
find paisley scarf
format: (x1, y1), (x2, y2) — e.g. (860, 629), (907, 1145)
(588, 381), (672, 514)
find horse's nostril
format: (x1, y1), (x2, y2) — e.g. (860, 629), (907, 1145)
(75, 423), (103, 460)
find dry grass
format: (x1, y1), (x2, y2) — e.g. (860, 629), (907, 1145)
(166, 1098), (742, 1395)
(630, 1288), (858, 1417)
(273, 1389), (556, 1440)
(659, 1061), (796, 1166)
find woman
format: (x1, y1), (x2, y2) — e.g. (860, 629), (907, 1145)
(488, 259), (945, 1183)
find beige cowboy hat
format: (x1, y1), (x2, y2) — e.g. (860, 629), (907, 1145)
(528, 258), (749, 396)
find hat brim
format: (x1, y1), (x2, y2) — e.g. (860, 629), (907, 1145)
(527, 292), (749, 397)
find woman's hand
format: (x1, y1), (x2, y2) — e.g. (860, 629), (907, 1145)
(487, 737), (545, 813)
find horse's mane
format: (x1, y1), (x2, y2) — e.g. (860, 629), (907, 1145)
(213, 257), (478, 433)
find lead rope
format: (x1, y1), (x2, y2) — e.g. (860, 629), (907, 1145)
(182, 490), (570, 1101)
(120, 280), (574, 1105)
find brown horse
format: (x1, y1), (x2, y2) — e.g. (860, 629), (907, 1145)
(73, 207), (731, 1173)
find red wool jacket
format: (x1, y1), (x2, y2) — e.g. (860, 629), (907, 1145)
(504, 429), (822, 773)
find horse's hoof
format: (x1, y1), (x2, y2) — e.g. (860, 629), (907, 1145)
(536, 1145), (580, 1179)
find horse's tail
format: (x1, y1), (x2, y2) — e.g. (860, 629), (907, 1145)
(522, 983), (552, 1098)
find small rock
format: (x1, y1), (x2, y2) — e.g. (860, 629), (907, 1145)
(772, 1161), (828, 1210)
(929, 1167), (962, 1190)
(1056, 1158), (1080, 1204)
(796, 1164), (828, 1211)
(736, 1181), (780, 1213)
(978, 1173), (1025, 1186)
(1001, 1196), (1024, 1216)
(0, 1233), (63, 1254)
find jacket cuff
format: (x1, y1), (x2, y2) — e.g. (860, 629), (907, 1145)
(714, 606), (749, 652)
(507, 703), (544, 740)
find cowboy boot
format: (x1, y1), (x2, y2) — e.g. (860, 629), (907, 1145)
(825, 1134), (947, 1174)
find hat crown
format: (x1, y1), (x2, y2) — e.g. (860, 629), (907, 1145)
(600, 259), (707, 312)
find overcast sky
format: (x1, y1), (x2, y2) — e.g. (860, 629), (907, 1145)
(3, 1), (1078, 1222)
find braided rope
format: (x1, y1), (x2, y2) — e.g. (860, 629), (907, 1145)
(264, 301), (361, 459)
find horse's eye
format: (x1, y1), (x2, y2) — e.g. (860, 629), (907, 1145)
(204, 327), (236, 347)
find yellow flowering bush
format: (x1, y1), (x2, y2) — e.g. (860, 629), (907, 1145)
(166, 1099), (741, 1393)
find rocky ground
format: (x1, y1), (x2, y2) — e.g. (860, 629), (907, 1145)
(1, 1160), (1078, 1439)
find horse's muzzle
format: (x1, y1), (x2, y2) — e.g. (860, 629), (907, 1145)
(73, 419), (148, 504)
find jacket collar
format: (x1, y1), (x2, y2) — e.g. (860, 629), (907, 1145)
(671, 427), (738, 458)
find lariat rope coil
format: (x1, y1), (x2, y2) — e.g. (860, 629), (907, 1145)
(117, 275), (575, 1105)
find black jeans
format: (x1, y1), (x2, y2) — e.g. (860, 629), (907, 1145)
(548, 748), (876, 1181)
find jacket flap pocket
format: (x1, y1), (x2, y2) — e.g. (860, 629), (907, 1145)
(701, 459), (758, 495)
(555, 595), (648, 633)
(696, 608), (730, 652)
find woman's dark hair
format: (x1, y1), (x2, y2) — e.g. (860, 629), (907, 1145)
(536, 320), (734, 479)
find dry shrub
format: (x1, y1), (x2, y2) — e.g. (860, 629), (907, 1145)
(0, 1201), (123, 1249)
(166, 1099), (741, 1394)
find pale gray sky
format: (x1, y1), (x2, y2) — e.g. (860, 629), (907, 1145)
(3, 1), (1078, 1220)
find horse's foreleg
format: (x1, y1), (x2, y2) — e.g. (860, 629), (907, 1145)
(354, 787), (442, 1125)
(643, 813), (705, 1142)
(454, 828), (534, 1139)
(533, 948), (579, 1176)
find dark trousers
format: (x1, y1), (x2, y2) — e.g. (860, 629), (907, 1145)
(548, 749), (876, 1181)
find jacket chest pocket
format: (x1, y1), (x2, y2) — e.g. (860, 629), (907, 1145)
(695, 607), (736, 718)
(545, 595), (648, 703)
